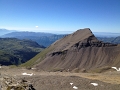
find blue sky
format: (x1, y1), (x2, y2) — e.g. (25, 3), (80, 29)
(0, 0), (120, 34)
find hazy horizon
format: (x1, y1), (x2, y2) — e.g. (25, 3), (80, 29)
(1, 28), (120, 35)
(0, 0), (120, 33)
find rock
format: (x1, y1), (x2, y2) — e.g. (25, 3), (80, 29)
(72, 68), (80, 73)
(80, 68), (87, 73)
(1, 76), (36, 90)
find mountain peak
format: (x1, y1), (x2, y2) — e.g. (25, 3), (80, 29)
(76, 28), (92, 33)
(26, 28), (120, 72)
(51, 28), (95, 52)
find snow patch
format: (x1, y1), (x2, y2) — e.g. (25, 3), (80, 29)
(91, 83), (98, 86)
(31, 68), (36, 70)
(22, 72), (33, 76)
(70, 83), (73, 85)
(111, 67), (120, 71)
(73, 86), (78, 89)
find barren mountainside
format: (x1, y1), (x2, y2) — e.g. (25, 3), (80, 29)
(25, 28), (120, 72)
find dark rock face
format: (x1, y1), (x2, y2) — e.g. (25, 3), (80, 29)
(51, 35), (117, 56)
(51, 50), (67, 56)
(35, 28), (120, 72)
(73, 35), (117, 48)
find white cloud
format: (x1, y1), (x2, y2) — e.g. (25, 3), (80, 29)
(35, 26), (39, 28)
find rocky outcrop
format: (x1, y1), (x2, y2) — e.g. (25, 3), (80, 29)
(0, 76), (35, 90)
(73, 35), (117, 48)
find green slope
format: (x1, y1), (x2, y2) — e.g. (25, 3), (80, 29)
(0, 38), (45, 65)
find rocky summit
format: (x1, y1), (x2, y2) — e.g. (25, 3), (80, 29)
(30, 28), (120, 72)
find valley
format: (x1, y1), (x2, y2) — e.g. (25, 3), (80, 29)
(0, 38), (45, 65)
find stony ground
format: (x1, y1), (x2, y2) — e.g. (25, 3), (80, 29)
(0, 66), (120, 90)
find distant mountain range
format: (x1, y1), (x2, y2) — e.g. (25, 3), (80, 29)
(93, 32), (120, 37)
(97, 36), (120, 44)
(1, 31), (55, 37)
(1, 29), (120, 47)
(0, 29), (16, 36)
(1, 30), (66, 47)
(1, 29), (120, 37)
